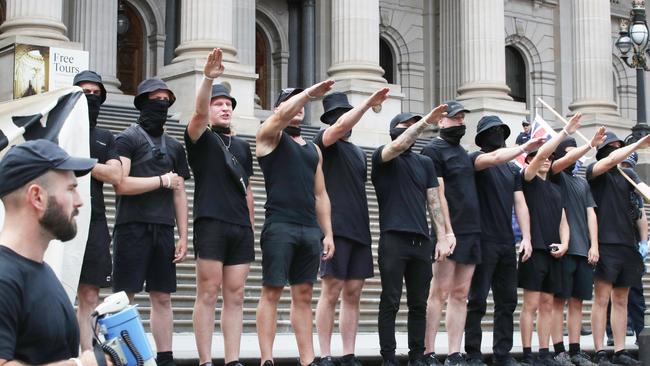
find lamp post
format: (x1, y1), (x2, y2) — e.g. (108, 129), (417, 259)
(615, 0), (650, 144)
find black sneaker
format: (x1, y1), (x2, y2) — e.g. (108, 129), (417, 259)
(262, 360), (275, 366)
(424, 353), (443, 366)
(570, 351), (596, 366)
(519, 354), (536, 366)
(466, 357), (487, 366)
(319, 357), (337, 366)
(611, 352), (642, 366)
(493, 356), (520, 366)
(382, 358), (399, 366)
(444, 353), (467, 366)
(339, 356), (362, 366)
(553, 352), (574, 366)
(408, 359), (428, 366)
(593, 352), (614, 366)
(536, 353), (562, 366)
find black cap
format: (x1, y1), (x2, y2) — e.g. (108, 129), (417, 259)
(210, 84), (237, 109)
(389, 112), (422, 129)
(0, 139), (97, 198)
(475, 115), (511, 146)
(522, 117), (531, 126)
(597, 131), (625, 151)
(525, 149), (555, 163)
(444, 100), (469, 118)
(134, 78), (176, 110)
(274, 88), (304, 108)
(73, 70), (107, 103)
(320, 92), (353, 125)
(554, 137), (577, 157)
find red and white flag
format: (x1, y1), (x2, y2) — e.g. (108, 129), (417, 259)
(514, 113), (557, 168)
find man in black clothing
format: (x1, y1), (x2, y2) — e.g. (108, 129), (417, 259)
(587, 132), (650, 366)
(516, 119), (531, 145)
(463, 115), (544, 366)
(72, 70), (123, 352)
(314, 89), (389, 366)
(255, 80), (336, 366)
(113, 78), (191, 366)
(547, 130), (604, 366)
(184, 49), (255, 366)
(0, 139), (112, 366)
(372, 106), (450, 366)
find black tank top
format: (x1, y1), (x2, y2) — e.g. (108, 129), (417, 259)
(258, 132), (319, 227)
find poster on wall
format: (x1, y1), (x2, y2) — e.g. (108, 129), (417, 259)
(13, 44), (89, 99)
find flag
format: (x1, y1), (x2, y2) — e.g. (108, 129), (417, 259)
(0, 86), (91, 303)
(513, 113), (557, 169)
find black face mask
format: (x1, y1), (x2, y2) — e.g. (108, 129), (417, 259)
(440, 125), (466, 145)
(596, 145), (618, 161)
(389, 127), (413, 154)
(211, 124), (231, 135)
(138, 99), (170, 137)
(285, 126), (301, 137)
(85, 94), (102, 128)
(478, 127), (505, 153)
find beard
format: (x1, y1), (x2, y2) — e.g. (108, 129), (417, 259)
(40, 197), (78, 242)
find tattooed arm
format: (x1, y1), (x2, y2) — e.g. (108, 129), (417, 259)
(428, 186), (451, 260)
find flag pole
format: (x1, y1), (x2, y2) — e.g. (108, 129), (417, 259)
(617, 166), (650, 202)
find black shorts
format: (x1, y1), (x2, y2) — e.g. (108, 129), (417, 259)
(112, 223), (177, 294)
(260, 222), (322, 287)
(446, 233), (482, 265)
(556, 254), (593, 300)
(79, 219), (112, 288)
(518, 249), (561, 294)
(193, 218), (254, 265)
(319, 236), (374, 280)
(594, 243), (644, 288)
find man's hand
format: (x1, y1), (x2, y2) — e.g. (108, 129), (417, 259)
(590, 126), (606, 149)
(423, 104), (448, 126)
(365, 87), (390, 108)
(161, 172), (179, 189)
(588, 245), (600, 265)
(550, 243), (568, 258)
(80, 350), (114, 366)
(565, 112), (582, 135)
(173, 237), (188, 263)
(637, 133), (650, 149)
(322, 235), (335, 260)
(518, 238), (533, 262)
(522, 137), (546, 153)
(305, 80), (335, 99)
(435, 236), (452, 261)
(204, 48), (225, 79)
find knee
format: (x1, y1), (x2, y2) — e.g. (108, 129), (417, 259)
(78, 289), (99, 309)
(292, 286), (313, 304)
(522, 300), (539, 315)
(224, 286), (245, 308)
(262, 287), (283, 303)
(611, 294), (628, 309)
(342, 287), (362, 305)
(450, 286), (469, 304)
(150, 292), (172, 308)
(430, 285), (450, 303)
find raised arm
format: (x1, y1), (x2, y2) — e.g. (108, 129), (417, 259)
(474, 137), (545, 171)
(551, 126), (605, 174)
(591, 134), (650, 178)
(514, 191), (532, 262)
(321, 88), (389, 147)
(380, 104), (447, 162)
(314, 146), (334, 260)
(187, 48), (225, 142)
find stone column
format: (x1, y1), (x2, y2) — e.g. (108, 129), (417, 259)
(439, 0), (461, 101)
(233, 0), (255, 67)
(456, 0), (511, 100)
(173, 0), (237, 63)
(0, 0), (68, 41)
(302, 0), (315, 88)
(70, 0), (121, 94)
(328, 0), (385, 82)
(568, 0), (618, 117)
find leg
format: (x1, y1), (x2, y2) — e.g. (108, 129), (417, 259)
(77, 284), (100, 351)
(567, 298), (583, 346)
(627, 276), (646, 337)
(520, 290), (541, 348)
(290, 283), (316, 366)
(424, 260), (455, 354)
(591, 279), (613, 351)
(446, 263), (475, 354)
(537, 293), (555, 349)
(315, 277), (344, 357)
(340, 279), (364, 356)
(610, 286), (631, 352)
(378, 234), (407, 360)
(192, 259), (223, 363)
(464, 259), (495, 359)
(551, 297), (566, 348)
(149, 291), (173, 352)
(221, 264), (250, 363)
(403, 255), (433, 360)
(490, 246), (518, 359)
(257, 286), (283, 364)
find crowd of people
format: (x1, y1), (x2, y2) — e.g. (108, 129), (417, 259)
(0, 47), (648, 366)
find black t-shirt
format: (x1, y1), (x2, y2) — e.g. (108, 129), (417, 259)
(522, 172), (563, 250)
(0, 246), (79, 363)
(470, 151), (522, 244)
(89, 127), (120, 221)
(314, 131), (371, 246)
(516, 132), (530, 145)
(586, 164), (639, 246)
(371, 146), (438, 238)
(115, 125), (191, 226)
(184, 128), (253, 227)
(421, 138), (481, 238)
(550, 171), (596, 256)
(258, 132), (320, 227)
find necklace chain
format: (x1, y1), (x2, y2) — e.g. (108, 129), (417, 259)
(214, 130), (232, 149)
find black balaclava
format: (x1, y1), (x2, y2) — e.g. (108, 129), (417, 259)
(211, 124), (231, 135)
(284, 126), (301, 137)
(138, 99), (170, 137)
(554, 137), (578, 174)
(596, 144), (619, 161)
(478, 126), (506, 152)
(389, 127), (413, 153)
(440, 125), (466, 145)
(86, 94), (102, 128)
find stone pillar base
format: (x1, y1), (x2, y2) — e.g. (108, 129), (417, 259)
(158, 58), (259, 134)
(309, 78), (402, 148)
(456, 97), (528, 150)
(637, 150), (650, 187)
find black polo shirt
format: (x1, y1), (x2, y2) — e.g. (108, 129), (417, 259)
(89, 127), (120, 221)
(522, 171), (563, 250)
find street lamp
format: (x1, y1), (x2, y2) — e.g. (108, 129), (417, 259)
(615, 0), (650, 143)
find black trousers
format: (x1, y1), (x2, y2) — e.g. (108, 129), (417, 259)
(464, 241), (518, 360)
(377, 231), (433, 361)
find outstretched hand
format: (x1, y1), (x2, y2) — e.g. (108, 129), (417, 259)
(424, 104), (448, 125)
(590, 126), (606, 148)
(523, 137), (546, 153)
(565, 112), (582, 135)
(204, 48), (225, 79)
(306, 80), (335, 99)
(366, 87), (390, 108)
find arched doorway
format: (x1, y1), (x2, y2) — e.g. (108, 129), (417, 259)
(505, 45), (527, 104)
(255, 26), (270, 109)
(379, 37), (395, 84)
(116, 0), (144, 95)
